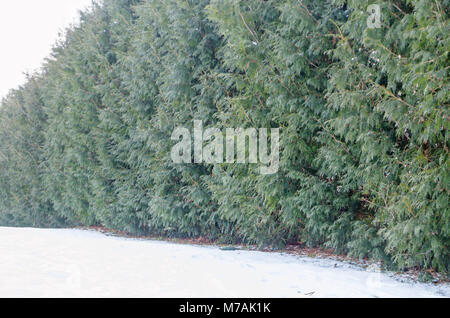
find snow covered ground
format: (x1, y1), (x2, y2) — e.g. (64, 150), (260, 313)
(0, 227), (448, 298)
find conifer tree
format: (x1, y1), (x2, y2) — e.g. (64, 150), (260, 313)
(324, 0), (449, 271)
(0, 77), (61, 226)
(0, 0), (447, 273)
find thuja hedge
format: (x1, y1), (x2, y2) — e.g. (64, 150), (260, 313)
(0, 0), (448, 273)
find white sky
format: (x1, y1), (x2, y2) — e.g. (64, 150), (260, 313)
(0, 0), (94, 100)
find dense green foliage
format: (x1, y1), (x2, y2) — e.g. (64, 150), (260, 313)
(0, 0), (448, 273)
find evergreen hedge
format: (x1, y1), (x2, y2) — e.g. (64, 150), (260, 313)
(0, 0), (448, 273)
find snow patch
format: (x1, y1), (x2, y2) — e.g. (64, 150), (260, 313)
(0, 227), (448, 298)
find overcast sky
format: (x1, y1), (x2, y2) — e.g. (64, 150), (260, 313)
(0, 0), (94, 100)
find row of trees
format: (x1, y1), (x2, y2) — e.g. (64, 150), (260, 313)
(0, 0), (448, 273)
